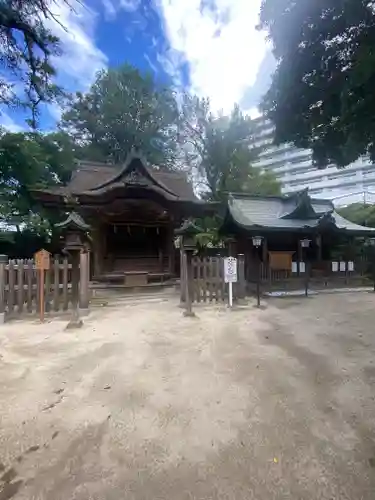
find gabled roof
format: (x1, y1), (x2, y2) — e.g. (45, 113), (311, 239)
(32, 151), (198, 204)
(225, 190), (375, 235)
(55, 212), (91, 231)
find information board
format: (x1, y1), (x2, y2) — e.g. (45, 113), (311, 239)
(224, 257), (238, 283)
(34, 249), (50, 270)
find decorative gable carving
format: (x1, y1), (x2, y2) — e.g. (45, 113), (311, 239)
(122, 167), (150, 187)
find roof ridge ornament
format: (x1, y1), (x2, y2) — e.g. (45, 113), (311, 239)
(282, 187), (317, 219)
(317, 209), (336, 229)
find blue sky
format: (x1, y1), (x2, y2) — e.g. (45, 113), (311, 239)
(1, 0), (275, 132)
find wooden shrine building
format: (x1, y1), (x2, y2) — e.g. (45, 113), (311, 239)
(32, 151), (209, 286)
(221, 189), (375, 274)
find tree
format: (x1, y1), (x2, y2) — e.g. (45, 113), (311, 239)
(60, 64), (181, 169)
(181, 96), (281, 200)
(258, 0), (375, 168)
(180, 97), (280, 248)
(0, 129), (75, 234)
(338, 203), (375, 228)
(0, 0), (74, 127)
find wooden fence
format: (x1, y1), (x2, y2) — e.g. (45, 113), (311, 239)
(182, 254), (246, 304)
(0, 252), (90, 321)
(250, 259), (372, 292)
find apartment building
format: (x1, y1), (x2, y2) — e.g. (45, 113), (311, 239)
(252, 116), (375, 206)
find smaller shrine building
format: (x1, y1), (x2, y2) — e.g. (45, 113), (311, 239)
(220, 189), (375, 274)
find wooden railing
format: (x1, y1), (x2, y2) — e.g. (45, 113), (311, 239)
(255, 260), (371, 291)
(0, 253), (90, 322)
(181, 255), (246, 303)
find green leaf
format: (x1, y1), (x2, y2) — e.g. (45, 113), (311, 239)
(259, 0), (375, 168)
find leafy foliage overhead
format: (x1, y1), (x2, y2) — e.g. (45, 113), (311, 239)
(259, 0), (375, 168)
(181, 96), (280, 200)
(0, 129), (75, 232)
(0, 0), (74, 126)
(60, 64), (181, 169)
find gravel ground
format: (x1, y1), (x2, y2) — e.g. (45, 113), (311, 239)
(1, 292), (375, 499)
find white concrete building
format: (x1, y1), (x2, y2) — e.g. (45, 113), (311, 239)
(252, 116), (375, 206)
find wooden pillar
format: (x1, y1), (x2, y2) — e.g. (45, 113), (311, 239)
(168, 224), (175, 275)
(316, 234), (322, 262)
(0, 254), (7, 324)
(79, 251), (90, 312)
(238, 254), (246, 300)
(262, 237), (268, 264)
(102, 224), (108, 271)
(92, 224), (105, 276)
(228, 238), (236, 256)
(159, 245), (164, 272)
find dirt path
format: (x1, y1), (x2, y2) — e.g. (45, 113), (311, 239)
(1, 293), (375, 499)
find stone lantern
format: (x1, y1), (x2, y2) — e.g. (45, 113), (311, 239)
(175, 219), (202, 317)
(55, 212), (90, 329)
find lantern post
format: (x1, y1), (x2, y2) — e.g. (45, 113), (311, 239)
(251, 235), (264, 308)
(175, 219), (202, 317)
(300, 238), (311, 297)
(55, 212), (90, 329)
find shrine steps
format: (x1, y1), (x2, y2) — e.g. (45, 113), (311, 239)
(89, 281), (179, 305)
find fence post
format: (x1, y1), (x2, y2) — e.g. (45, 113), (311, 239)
(0, 255), (7, 324)
(79, 251), (90, 314)
(237, 254), (246, 301)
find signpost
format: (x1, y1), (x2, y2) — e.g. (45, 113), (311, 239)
(34, 249), (50, 323)
(224, 256), (238, 307)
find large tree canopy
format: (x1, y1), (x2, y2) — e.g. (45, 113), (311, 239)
(181, 96), (280, 201)
(180, 97), (280, 247)
(259, 0), (375, 168)
(0, 129), (75, 233)
(0, 0), (73, 126)
(60, 64), (181, 169)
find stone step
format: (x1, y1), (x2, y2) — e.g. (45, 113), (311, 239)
(89, 286), (179, 306)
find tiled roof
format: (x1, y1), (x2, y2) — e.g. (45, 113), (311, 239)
(227, 191), (375, 234)
(65, 157), (197, 201)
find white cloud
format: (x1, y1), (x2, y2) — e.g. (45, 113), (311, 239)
(101, 0), (141, 18)
(155, 0), (267, 113)
(120, 0), (141, 11)
(101, 0), (117, 20)
(40, 2), (108, 125)
(46, 2), (107, 92)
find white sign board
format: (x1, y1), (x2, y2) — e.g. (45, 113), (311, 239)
(299, 261), (306, 274)
(348, 261), (354, 272)
(224, 257), (238, 283)
(339, 261), (346, 272)
(331, 261), (338, 272)
(292, 262), (298, 273)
